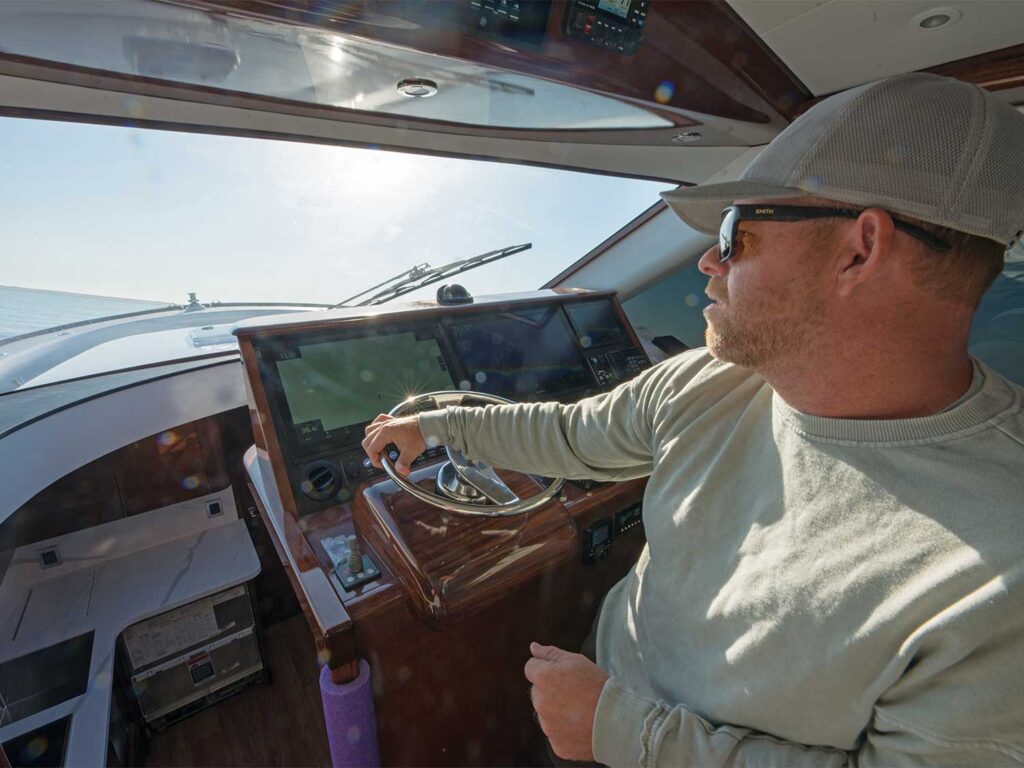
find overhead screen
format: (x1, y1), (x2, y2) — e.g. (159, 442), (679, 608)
(277, 332), (454, 445)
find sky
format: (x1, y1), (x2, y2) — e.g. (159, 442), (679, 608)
(0, 117), (674, 306)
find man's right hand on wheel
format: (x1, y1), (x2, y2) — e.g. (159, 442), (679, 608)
(362, 414), (428, 476)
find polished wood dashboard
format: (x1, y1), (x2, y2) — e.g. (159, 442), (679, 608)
(237, 290), (652, 765)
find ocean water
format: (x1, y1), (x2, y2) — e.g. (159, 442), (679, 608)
(0, 286), (171, 341)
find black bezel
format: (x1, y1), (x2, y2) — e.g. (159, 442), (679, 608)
(563, 297), (629, 351)
(442, 303), (595, 403)
(568, 0), (649, 26)
(255, 320), (458, 462)
(254, 295), (639, 468)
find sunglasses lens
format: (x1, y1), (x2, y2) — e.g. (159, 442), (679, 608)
(719, 208), (735, 261)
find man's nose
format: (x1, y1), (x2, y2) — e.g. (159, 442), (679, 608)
(698, 245), (729, 277)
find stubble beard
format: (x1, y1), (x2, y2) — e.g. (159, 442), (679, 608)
(705, 289), (828, 371)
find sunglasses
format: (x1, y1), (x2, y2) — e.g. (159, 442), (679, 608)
(718, 205), (950, 262)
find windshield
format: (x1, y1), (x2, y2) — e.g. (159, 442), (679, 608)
(0, 116), (673, 343)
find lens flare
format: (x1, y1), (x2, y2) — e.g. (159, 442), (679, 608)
(23, 737), (49, 761)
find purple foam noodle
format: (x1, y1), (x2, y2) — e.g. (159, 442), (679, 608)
(319, 660), (381, 768)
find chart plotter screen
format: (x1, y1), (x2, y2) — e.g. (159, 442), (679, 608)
(277, 332), (454, 446)
(449, 307), (590, 399)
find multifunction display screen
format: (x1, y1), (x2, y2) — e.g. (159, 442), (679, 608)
(277, 332), (453, 446)
(449, 307), (590, 399)
(565, 299), (627, 348)
(597, 0), (631, 19)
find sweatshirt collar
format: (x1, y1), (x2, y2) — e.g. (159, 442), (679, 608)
(772, 359), (1018, 444)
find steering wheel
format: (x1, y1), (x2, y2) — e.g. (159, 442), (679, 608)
(381, 391), (565, 517)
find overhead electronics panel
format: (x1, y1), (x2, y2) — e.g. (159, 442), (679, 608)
(563, 0), (649, 55)
(467, 0), (554, 48)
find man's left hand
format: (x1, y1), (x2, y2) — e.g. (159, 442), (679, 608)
(524, 642), (609, 761)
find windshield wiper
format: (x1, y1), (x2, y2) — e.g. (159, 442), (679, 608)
(330, 243), (532, 308)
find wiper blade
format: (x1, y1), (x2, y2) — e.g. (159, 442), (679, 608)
(330, 263), (433, 309)
(331, 243), (532, 308)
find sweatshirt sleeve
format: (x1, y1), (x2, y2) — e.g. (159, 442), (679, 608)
(593, 582), (1024, 768)
(593, 676), (1024, 768)
(417, 350), (711, 481)
(418, 386), (652, 481)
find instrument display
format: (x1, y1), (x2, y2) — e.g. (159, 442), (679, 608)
(277, 332), (454, 448)
(252, 294), (650, 513)
(565, 298), (628, 348)
(597, 0), (630, 19)
(447, 306), (591, 400)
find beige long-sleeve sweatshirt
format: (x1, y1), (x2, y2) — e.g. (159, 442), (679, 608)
(419, 349), (1024, 767)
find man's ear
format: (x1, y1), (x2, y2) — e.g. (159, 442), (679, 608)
(834, 208), (896, 299)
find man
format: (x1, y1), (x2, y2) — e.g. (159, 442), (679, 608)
(363, 73), (1024, 765)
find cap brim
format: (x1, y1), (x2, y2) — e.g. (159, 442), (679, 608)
(660, 183), (807, 235)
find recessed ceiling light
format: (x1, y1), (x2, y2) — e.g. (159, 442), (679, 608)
(920, 13), (950, 28)
(910, 6), (962, 31)
(397, 78), (438, 98)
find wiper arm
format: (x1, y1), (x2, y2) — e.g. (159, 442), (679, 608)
(330, 263), (432, 309)
(331, 243), (532, 308)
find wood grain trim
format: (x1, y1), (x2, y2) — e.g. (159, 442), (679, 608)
(240, 340), (305, 551)
(240, 338), (358, 680)
(791, 44), (1024, 120)
(925, 43), (1024, 92)
(234, 289), (621, 339)
(354, 466), (577, 625)
(246, 480), (288, 565)
(652, 0), (812, 121)
(560, 476), (647, 519)
(298, 500), (407, 618)
(247, 477), (358, 683)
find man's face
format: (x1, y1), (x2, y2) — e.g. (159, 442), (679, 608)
(697, 201), (835, 370)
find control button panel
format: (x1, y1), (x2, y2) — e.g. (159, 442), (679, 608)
(615, 502), (642, 534)
(564, 0), (648, 55)
(586, 345), (650, 386)
(341, 445), (448, 486)
(293, 445), (450, 515)
(582, 517), (613, 564)
(471, 0), (526, 23)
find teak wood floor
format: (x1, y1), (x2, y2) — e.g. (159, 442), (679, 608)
(147, 613), (332, 767)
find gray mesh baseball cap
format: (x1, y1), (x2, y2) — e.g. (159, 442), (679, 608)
(661, 73), (1024, 248)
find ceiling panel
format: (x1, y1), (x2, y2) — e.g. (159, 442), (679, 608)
(730, 0), (1024, 95)
(730, 1), (830, 34)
